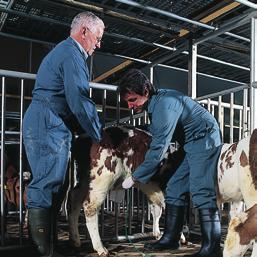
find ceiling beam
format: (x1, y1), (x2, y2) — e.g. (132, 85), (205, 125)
(0, 0), (14, 31)
(235, 0), (257, 9)
(93, 1), (241, 83)
(57, 0), (180, 36)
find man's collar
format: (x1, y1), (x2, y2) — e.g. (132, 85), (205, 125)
(70, 37), (88, 59)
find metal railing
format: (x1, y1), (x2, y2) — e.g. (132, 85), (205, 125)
(196, 84), (250, 142)
(0, 69), (124, 247)
(0, 69), (252, 248)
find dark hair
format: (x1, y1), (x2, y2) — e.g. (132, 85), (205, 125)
(118, 69), (157, 98)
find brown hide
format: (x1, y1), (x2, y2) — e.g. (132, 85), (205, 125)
(235, 204), (257, 245)
(249, 129), (257, 190)
(73, 126), (185, 192)
(5, 176), (28, 207)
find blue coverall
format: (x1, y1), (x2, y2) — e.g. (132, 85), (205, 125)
(23, 37), (102, 209)
(133, 89), (222, 209)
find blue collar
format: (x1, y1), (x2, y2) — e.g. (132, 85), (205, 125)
(69, 37), (88, 59)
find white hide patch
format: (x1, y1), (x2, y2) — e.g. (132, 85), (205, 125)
(218, 136), (250, 203)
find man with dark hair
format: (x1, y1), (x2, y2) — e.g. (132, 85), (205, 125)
(120, 69), (222, 257)
(23, 12), (104, 257)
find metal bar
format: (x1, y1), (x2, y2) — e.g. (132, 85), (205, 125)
(187, 40), (197, 98)
(0, 31), (56, 47)
(196, 84), (249, 101)
(115, 0), (250, 42)
(0, 69), (118, 91)
(127, 189), (132, 234)
(131, 187), (134, 219)
(195, 10), (257, 45)
(207, 98), (211, 112)
(185, 52), (250, 71)
(105, 32), (176, 51)
(0, 69), (36, 80)
(19, 79), (24, 244)
(225, 31), (250, 42)
(199, 99), (248, 110)
(211, 105), (215, 116)
(141, 194), (145, 233)
(242, 88), (249, 136)
(100, 52), (248, 84)
(149, 67), (154, 84)
(239, 109), (242, 140)
(159, 64), (247, 85)
(235, 0), (257, 9)
(248, 109), (251, 134)
(89, 82), (117, 91)
(218, 96), (224, 139)
(0, 76), (6, 246)
(115, 0), (217, 30)
(229, 92), (234, 143)
(102, 90), (107, 127)
(250, 17), (257, 132)
(115, 203), (119, 238)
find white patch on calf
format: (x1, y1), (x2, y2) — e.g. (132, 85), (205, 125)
(149, 203), (162, 239)
(223, 213), (250, 257)
(138, 182), (165, 238)
(218, 143), (244, 202)
(127, 148), (134, 156)
(86, 215), (108, 256)
(218, 132), (257, 257)
(128, 130), (134, 137)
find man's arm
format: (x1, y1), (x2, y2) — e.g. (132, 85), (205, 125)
(124, 96), (184, 186)
(62, 56), (102, 142)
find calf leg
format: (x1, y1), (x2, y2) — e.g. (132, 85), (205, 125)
(67, 180), (88, 248)
(223, 214), (250, 257)
(83, 194), (108, 256)
(229, 201), (245, 220)
(149, 202), (163, 238)
(138, 181), (186, 243)
(83, 173), (121, 257)
(137, 181), (165, 238)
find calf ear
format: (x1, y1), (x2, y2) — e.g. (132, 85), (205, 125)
(99, 130), (114, 149)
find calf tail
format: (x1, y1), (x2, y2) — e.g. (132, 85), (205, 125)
(249, 129), (257, 190)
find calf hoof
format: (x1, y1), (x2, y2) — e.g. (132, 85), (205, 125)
(153, 231), (161, 239)
(99, 252), (109, 257)
(98, 247), (109, 257)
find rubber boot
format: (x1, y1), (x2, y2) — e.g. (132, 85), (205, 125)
(145, 204), (184, 250)
(28, 208), (65, 257)
(184, 208), (222, 257)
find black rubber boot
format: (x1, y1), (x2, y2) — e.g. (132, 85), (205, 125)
(28, 208), (65, 257)
(184, 208), (222, 257)
(145, 204), (184, 250)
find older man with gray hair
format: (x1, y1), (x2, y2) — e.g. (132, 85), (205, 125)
(23, 11), (104, 257)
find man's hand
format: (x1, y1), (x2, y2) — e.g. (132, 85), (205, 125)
(122, 176), (135, 189)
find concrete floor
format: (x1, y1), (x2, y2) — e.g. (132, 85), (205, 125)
(0, 211), (254, 257)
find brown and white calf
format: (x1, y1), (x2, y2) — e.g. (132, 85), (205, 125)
(219, 129), (257, 257)
(67, 126), (184, 256)
(67, 126), (257, 257)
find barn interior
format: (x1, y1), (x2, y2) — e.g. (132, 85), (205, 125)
(0, 0), (257, 256)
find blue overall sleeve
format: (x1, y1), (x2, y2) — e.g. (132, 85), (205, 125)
(62, 56), (102, 142)
(133, 96), (184, 184)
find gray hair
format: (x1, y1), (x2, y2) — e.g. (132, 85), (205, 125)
(70, 11), (104, 34)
